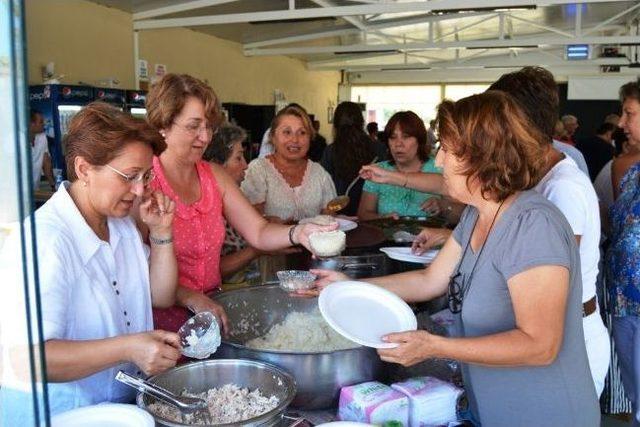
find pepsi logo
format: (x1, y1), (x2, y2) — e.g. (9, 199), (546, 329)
(62, 87), (71, 96)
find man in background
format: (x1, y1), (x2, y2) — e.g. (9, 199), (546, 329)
(577, 122), (616, 181)
(561, 114), (579, 146)
(29, 110), (55, 191)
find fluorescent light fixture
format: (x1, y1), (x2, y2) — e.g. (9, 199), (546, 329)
(566, 44), (590, 60)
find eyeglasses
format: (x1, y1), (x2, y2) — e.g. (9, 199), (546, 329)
(106, 164), (155, 187)
(173, 121), (216, 139)
(447, 271), (464, 314)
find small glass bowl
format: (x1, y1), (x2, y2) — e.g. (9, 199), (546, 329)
(177, 311), (221, 359)
(277, 270), (317, 292)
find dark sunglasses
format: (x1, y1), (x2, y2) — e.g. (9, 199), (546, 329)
(447, 271), (464, 314)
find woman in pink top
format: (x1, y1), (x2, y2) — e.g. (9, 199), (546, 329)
(144, 74), (334, 334)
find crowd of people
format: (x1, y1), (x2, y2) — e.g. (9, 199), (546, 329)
(4, 67), (640, 426)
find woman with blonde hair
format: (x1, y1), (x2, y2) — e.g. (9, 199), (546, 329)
(241, 105), (337, 221)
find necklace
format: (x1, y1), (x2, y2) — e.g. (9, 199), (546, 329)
(447, 197), (507, 314)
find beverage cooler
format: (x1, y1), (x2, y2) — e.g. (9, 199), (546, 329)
(94, 88), (125, 110)
(29, 84), (94, 175)
(222, 103), (275, 160)
(125, 89), (147, 118)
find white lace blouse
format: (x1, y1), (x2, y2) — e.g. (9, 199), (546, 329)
(241, 157), (337, 221)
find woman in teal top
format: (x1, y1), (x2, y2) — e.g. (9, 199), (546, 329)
(358, 111), (441, 219)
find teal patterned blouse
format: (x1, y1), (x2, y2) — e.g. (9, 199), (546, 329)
(362, 159), (442, 217)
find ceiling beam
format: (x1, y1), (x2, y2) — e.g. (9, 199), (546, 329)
(324, 55), (631, 71)
(583, 2), (640, 36)
(134, 0), (625, 30)
(133, 0), (243, 20)
(243, 11), (494, 49)
(245, 35), (640, 56)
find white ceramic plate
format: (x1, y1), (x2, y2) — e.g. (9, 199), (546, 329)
(319, 281), (417, 349)
(380, 247), (439, 264)
(336, 218), (358, 232)
(51, 403), (154, 427)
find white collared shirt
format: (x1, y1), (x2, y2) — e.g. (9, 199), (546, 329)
(0, 182), (153, 416)
(31, 132), (49, 190)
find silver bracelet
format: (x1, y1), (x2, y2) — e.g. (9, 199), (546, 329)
(149, 235), (173, 245)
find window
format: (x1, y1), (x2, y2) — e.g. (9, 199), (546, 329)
(351, 83), (491, 128)
(351, 85), (441, 128)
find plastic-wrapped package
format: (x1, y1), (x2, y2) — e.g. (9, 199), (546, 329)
(338, 381), (409, 425)
(391, 377), (463, 427)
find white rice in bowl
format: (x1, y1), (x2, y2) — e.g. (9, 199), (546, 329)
(245, 309), (357, 352)
(147, 384), (279, 425)
(308, 230), (346, 257)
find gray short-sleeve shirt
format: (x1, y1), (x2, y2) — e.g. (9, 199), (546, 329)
(450, 190), (599, 427)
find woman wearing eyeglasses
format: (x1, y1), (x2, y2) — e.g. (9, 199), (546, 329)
(241, 104), (337, 221)
(310, 92), (599, 426)
(1, 102), (181, 421)
(144, 74), (336, 335)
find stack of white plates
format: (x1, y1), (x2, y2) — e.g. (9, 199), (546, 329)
(51, 403), (154, 427)
(380, 247), (439, 264)
(319, 281), (417, 349)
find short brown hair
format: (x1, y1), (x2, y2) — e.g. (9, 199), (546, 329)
(619, 78), (640, 103)
(489, 66), (558, 142)
(269, 105), (315, 142)
(436, 91), (547, 202)
(384, 111), (430, 161)
(65, 102), (164, 181)
(146, 73), (222, 131)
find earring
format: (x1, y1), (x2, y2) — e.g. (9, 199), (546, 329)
(83, 181), (88, 187)
(160, 131), (166, 138)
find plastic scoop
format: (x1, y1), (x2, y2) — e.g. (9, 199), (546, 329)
(177, 311), (221, 359)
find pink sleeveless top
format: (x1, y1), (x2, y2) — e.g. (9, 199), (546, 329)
(150, 157), (225, 332)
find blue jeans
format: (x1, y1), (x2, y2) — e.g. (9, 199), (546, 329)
(613, 316), (640, 427)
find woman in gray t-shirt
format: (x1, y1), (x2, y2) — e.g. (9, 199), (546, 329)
(312, 91), (599, 426)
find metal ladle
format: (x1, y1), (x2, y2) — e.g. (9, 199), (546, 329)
(115, 370), (213, 424)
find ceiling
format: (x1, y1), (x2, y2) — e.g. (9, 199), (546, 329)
(91, 0), (640, 81)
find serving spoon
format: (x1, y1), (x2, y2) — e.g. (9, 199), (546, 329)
(115, 370), (213, 424)
(326, 156), (378, 213)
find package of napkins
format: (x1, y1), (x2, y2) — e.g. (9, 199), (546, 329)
(391, 376), (463, 427)
(338, 381), (409, 425)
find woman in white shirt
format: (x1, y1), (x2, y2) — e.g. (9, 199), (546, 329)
(241, 105), (337, 221)
(1, 102), (181, 421)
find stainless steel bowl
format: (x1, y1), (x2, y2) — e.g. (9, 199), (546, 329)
(137, 359), (296, 427)
(212, 285), (384, 410)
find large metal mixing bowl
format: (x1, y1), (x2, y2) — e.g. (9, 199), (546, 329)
(212, 285), (384, 410)
(137, 359), (296, 427)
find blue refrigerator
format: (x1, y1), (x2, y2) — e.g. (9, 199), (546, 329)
(94, 87), (125, 110)
(125, 89), (147, 119)
(29, 84), (94, 174)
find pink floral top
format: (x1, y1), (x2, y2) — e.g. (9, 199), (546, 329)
(149, 156), (225, 332)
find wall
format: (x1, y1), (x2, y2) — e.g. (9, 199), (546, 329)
(139, 28), (339, 136)
(25, 0), (341, 136)
(26, 0), (135, 88)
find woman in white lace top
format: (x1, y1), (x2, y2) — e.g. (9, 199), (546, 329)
(241, 105), (337, 221)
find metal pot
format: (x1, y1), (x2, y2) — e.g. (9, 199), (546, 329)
(308, 253), (390, 279)
(136, 359), (296, 427)
(212, 285), (384, 409)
